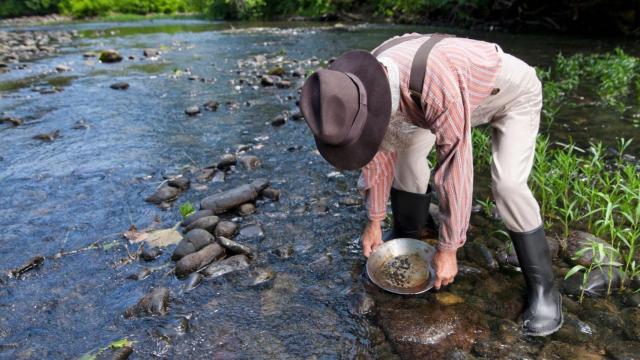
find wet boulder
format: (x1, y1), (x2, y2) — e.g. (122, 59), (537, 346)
(239, 155), (261, 170)
(110, 82), (129, 90)
(214, 221), (238, 238)
(561, 267), (622, 297)
(175, 243), (225, 278)
(565, 231), (619, 266)
(172, 229), (215, 261)
(463, 242), (498, 270)
(145, 185), (180, 204)
(216, 153), (237, 170)
(218, 236), (254, 258)
(143, 48), (159, 57)
(497, 235), (559, 267)
(124, 287), (170, 318)
(168, 177), (190, 191)
(184, 215), (219, 233)
(200, 183), (263, 214)
(201, 254), (250, 278)
(181, 209), (214, 228)
(185, 106), (201, 116)
(99, 49), (123, 63)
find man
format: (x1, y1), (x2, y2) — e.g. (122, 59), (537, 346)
(299, 33), (562, 336)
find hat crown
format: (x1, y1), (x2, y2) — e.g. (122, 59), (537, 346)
(301, 69), (363, 146)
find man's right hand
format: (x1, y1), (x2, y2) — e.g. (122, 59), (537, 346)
(362, 220), (383, 257)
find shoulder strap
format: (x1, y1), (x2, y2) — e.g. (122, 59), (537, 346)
(371, 34), (427, 57)
(408, 33), (452, 111)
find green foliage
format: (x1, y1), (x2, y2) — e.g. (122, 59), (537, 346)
(58, 0), (191, 18)
(179, 201), (196, 218)
(0, 0), (62, 18)
(188, 0), (336, 20)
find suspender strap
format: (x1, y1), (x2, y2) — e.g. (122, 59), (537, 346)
(408, 33), (451, 111)
(371, 33), (453, 113)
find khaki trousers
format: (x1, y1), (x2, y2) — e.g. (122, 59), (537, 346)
(393, 51), (543, 233)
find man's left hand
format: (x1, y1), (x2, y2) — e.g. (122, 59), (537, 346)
(433, 250), (458, 290)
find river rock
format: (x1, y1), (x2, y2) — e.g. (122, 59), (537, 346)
(110, 82), (129, 90)
(621, 307), (640, 341)
(218, 236), (254, 258)
(463, 242), (498, 270)
(33, 129), (60, 142)
(292, 68), (304, 77)
(539, 341), (604, 360)
(185, 106), (201, 116)
(168, 177), (190, 191)
(128, 268), (151, 281)
(203, 100), (219, 111)
(11, 255), (45, 277)
(55, 64), (70, 72)
(239, 155), (261, 170)
(272, 245), (293, 259)
(261, 75), (275, 86)
(214, 221), (238, 238)
(276, 80), (292, 88)
(376, 298), (489, 359)
(184, 272), (203, 292)
(260, 187), (280, 201)
(153, 315), (190, 342)
(217, 153), (237, 170)
(311, 198), (328, 214)
(175, 243), (226, 278)
(200, 183), (261, 213)
(172, 229), (215, 261)
(289, 110), (303, 121)
(201, 254), (250, 278)
(143, 48), (159, 57)
(251, 178), (270, 191)
(239, 223), (264, 240)
(497, 235), (560, 267)
(96, 346), (133, 360)
(181, 209), (214, 227)
(184, 215), (219, 233)
(552, 312), (594, 344)
(606, 340), (640, 360)
(0, 116), (22, 126)
(140, 244), (161, 261)
(435, 292), (465, 306)
(145, 185), (180, 204)
(267, 66), (284, 76)
(271, 114), (286, 126)
(562, 267), (622, 297)
(99, 50), (123, 63)
(124, 287), (170, 318)
(238, 203), (256, 215)
(565, 231), (618, 266)
(622, 292), (640, 308)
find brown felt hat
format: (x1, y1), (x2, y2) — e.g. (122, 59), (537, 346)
(299, 50), (391, 170)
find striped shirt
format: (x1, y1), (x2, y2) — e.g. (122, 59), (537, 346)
(358, 34), (502, 251)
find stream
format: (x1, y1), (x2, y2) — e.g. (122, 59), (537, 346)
(1, 19), (639, 359)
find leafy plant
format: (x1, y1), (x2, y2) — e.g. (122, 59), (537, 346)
(179, 201), (196, 218)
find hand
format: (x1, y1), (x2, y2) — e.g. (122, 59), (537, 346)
(361, 220), (383, 258)
(433, 249), (458, 290)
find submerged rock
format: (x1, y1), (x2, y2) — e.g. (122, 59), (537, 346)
(463, 242), (498, 270)
(175, 243), (225, 278)
(0, 116), (23, 126)
(110, 82), (129, 90)
(203, 100), (219, 111)
(260, 188), (280, 201)
(145, 185), (180, 204)
(271, 114), (286, 126)
(216, 153), (237, 170)
(128, 268), (151, 281)
(566, 231), (618, 267)
(181, 209), (214, 228)
(184, 215), (219, 233)
(124, 287), (169, 318)
(11, 255), (45, 277)
(562, 267), (623, 297)
(214, 221), (238, 238)
(621, 307), (640, 341)
(218, 236), (254, 258)
(143, 48), (159, 57)
(239, 223), (264, 240)
(261, 75), (275, 86)
(201, 254), (250, 278)
(55, 64), (70, 72)
(172, 229), (215, 261)
(140, 244), (161, 261)
(200, 183), (261, 214)
(99, 50), (123, 63)
(33, 129), (60, 142)
(168, 177), (190, 191)
(185, 106), (201, 116)
(238, 203), (256, 215)
(184, 272), (202, 292)
(153, 315), (190, 342)
(239, 155), (261, 170)
(539, 341), (603, 360)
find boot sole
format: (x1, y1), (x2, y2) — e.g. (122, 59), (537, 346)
(523, 295), (564, 337)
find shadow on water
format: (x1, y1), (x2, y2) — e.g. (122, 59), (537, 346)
(0, 20), (639, 359)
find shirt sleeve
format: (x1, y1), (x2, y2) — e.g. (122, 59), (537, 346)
(428, 92), (473, 252)
(357, 151), (398, 221)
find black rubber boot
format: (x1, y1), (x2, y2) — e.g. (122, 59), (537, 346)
(510, 226), (563, 336)
(383, 188), (430, 240)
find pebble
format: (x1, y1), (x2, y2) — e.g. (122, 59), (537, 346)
(239, 223), (264, 240)
(185, 106), (201, 116)
(216, 153), (237, 170)
(172, 229), (215, 261)
(184, 215), (219, 233)
(33, 130), (60, 142)
(261, 75), (275, 86)
(218, 236), (254, 258)
(144, 185), (180, 204)
(276, 80), (292, 88)
(260, 188), (280, 201)
(239, 155), (261, 170)
(110, 82), (130, 90)
(143, 48), (159, 57)
(214, 221), (238, 238)
(239, 203), (256, 215)
(175, 243), (226, 278)
(290, 110), (303, 121)
(203, 100), (219, 111)
(140, 244), (161, 261)
(271, 114), (286, 126)
(55, 64), (70, 72)
(99, 49), (123, 63)
(167, 177), (190, 191)
(181, 210), (214, 228)
(201, 254), (250, 278)
(124, 287), (170, 318)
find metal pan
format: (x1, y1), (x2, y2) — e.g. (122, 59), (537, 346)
(366, 238), (436, 295)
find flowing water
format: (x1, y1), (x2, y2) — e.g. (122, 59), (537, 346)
(0, 19), (639, 359)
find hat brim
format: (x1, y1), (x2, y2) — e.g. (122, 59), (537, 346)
(313, 50), (391, 170)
